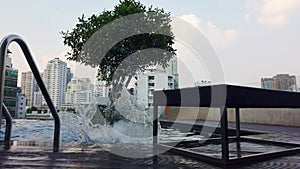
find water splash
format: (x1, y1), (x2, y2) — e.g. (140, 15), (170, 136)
(59, 112), (87, 142)
(60, 87), (163, 144)
(114, 87), (151, 124)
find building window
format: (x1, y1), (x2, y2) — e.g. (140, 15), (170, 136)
(148, 76), (155, 81)
(149, 83), (154, 87)
(149, 89), (154, 94)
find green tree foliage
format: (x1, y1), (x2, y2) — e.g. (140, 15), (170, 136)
(61, 0), (176, 94)
(26, 106), (38, 114)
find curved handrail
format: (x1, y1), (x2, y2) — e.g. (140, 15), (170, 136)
(0, 34), (60, 152)
(2, 103), (12, 149)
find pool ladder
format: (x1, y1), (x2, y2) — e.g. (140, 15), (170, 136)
(0, 34), (60, 152)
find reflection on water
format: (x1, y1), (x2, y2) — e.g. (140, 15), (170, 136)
(188, 141), (292, 159)
(159, 128), (206, 143)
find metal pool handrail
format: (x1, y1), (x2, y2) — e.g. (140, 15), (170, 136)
(2, 103), (12, 149)
(0, 34), (60, 152)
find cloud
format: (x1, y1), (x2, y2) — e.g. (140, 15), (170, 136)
(257, 0), (300, 26)
(258, 15), (286, 26)
(178, 14), (202, 29)
(172, 15), (237, 86)
(177, 14), (238, 49)
(206, 22), (238, 48)
(244, 13), (251, 21)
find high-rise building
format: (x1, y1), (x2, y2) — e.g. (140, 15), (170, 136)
(43, 58), (68, 108)
(33, 91), (43, 107)
(3, 54), (18, 117)
(273, 74), (296, 91)
(136, 68), (175, 108)
(261, 74), (297, 92)
(66, 67), (73, 89)
(21, 71), (39, 107)
(261, 78), (273, 90)
(157, 57), (179, 88)
(65, 78), (94, 104)
(135, 57), (178, 108)
(94, 80), (110, 97)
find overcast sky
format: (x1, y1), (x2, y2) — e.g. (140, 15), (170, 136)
(1, 0), (300, 87)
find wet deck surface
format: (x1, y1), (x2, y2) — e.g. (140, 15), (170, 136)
(0, 122), (300, 168)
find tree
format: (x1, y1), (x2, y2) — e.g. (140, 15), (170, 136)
(26, 106), (38, 114)
(61, 0), (176, 97)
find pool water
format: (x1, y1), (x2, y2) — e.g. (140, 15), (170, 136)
(0, 119), (205, 143)
(1, 119), (54, 142)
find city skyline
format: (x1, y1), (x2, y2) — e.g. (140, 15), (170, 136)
(261, 73), (297, 91)
(11, 54), (300, 88)
(1, 0), (300, 88)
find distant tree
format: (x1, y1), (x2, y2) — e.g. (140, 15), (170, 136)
(61, 0), (176, 97)
(66, 108), (75, 112)
(26, 108), (31, 114)
(26, 106), (38, 114)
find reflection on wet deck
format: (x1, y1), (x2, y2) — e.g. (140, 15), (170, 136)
(0, 139), (299, 168)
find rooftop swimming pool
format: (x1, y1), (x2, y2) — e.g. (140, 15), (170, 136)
(0, 118), (209, 144)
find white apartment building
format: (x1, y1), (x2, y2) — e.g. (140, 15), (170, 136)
(135, 57), (178, 108)
(136, 68), (175, 108)
(72, 91), (93, 104)
(66, 78), (94, 104)
(33, 91), (43, 107)
(43, 58), (67, 108)
(156, 57), (179, 88)
(94, 80), (110, 97)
